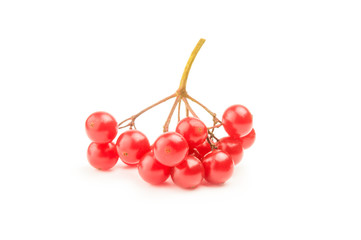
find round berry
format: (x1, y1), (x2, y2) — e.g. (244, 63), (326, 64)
(85, 111), (118, 143)
(138, 151), (170, 185)
(87, 142), (118, 170)
(171, 155), (204, 189)
(241, 128), (256, 149)
(116, 130), (150, 165)
(154, 132), (189, 167)
(176, 117), (208, 148)
(195, 140), (212, 160)
(202, 150), (234, 184)
(216, 137), (244, 165)
(222, 105), (253, 137)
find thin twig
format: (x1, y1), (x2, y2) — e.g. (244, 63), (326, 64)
(177, 100), (181, 122)
(118, 124), (132, 129)
(118, 93), (177, 129)
(117, 117), (132, 128)
(186, 94), (221, 123)
(163, 96), (181, 132)
(207, 123), (223, 129)
(208, 130), (219, 142)
(206, 136), (217, 150)
(182, 98), (198, 118)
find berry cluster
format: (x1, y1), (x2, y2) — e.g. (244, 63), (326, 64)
(85, 39), (256, 189)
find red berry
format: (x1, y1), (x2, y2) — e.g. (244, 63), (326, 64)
(85, 111), (118, 143)
(176, 117), (207, 148)
(171, 155), (204, 189)
(202, 150), (234, 184)
(87, 142), (118, 170)
(216, 137), (244, 165)
(222, 105), (253, 137)
(138, 151), (170, 185)
(154, 132), (189, 167)
(241, 128), (256, 149)
(116, 130), (150, 165)
(195, 140), (212, 160)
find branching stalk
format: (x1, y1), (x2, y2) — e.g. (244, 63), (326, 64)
(117, 38), (222, 143)
(182, 98), (198, 118)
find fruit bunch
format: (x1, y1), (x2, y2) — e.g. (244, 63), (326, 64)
(85, 39), (255, 189)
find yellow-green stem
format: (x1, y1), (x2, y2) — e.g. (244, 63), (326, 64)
(177, 38), (206, 93)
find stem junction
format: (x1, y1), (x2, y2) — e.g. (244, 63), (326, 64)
(117, 38), (222, 143)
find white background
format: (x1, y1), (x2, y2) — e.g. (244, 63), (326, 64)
(1, 0), (360, 239)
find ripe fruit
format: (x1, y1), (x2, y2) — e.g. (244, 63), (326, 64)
(87, 142), (118, 170)
(138, 151), (170, 185)
(171, 155), (204, 189)
(195, 140), (212, 160)
(241, 128), (256, 149)
(222, 105), (253, 137)
(86, 111), (118, 143)
(216, 137), (244, 165)
(154, 132), (189, 167)
(85, 39), (255, 189)
(116, 130), (150, 165)
(176, 117), (207, 148)
(202, 150), (234, 184)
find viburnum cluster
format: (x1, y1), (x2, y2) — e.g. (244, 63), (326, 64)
(85, 39), (255, 189)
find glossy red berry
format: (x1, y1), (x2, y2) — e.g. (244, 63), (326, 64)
(85, 111), (118, 143)
(222, 105), (253, 138)
(241, 128), (256, 149)
(116, 130), (150, 165)
(171, 155), (204, 189)
(154, 132), (189, 167)
(202, 150), (234, 184)
(138, 151), (170, 185)
(176, 117), (207, 148)
(195, 140), (212, 160)
(87, 142), (118, 170)
(216, 137), (244, 165)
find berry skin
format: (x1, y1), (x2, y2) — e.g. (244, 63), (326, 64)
(87, 142), (118, 170)
(216, 137), (244, 165)
(241, 128), (256, 149)
(116, 130), (150, 165)
(175, 117), (208, 148)
(86, 111), (118, 143)
(195, 140), (212, 160)
(171, 155), (204, 189)
(222, 105), (253, 138)
(154, 132), (189, 167)
(138, 151), (170, 185)
(202, 150), (234, 184)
